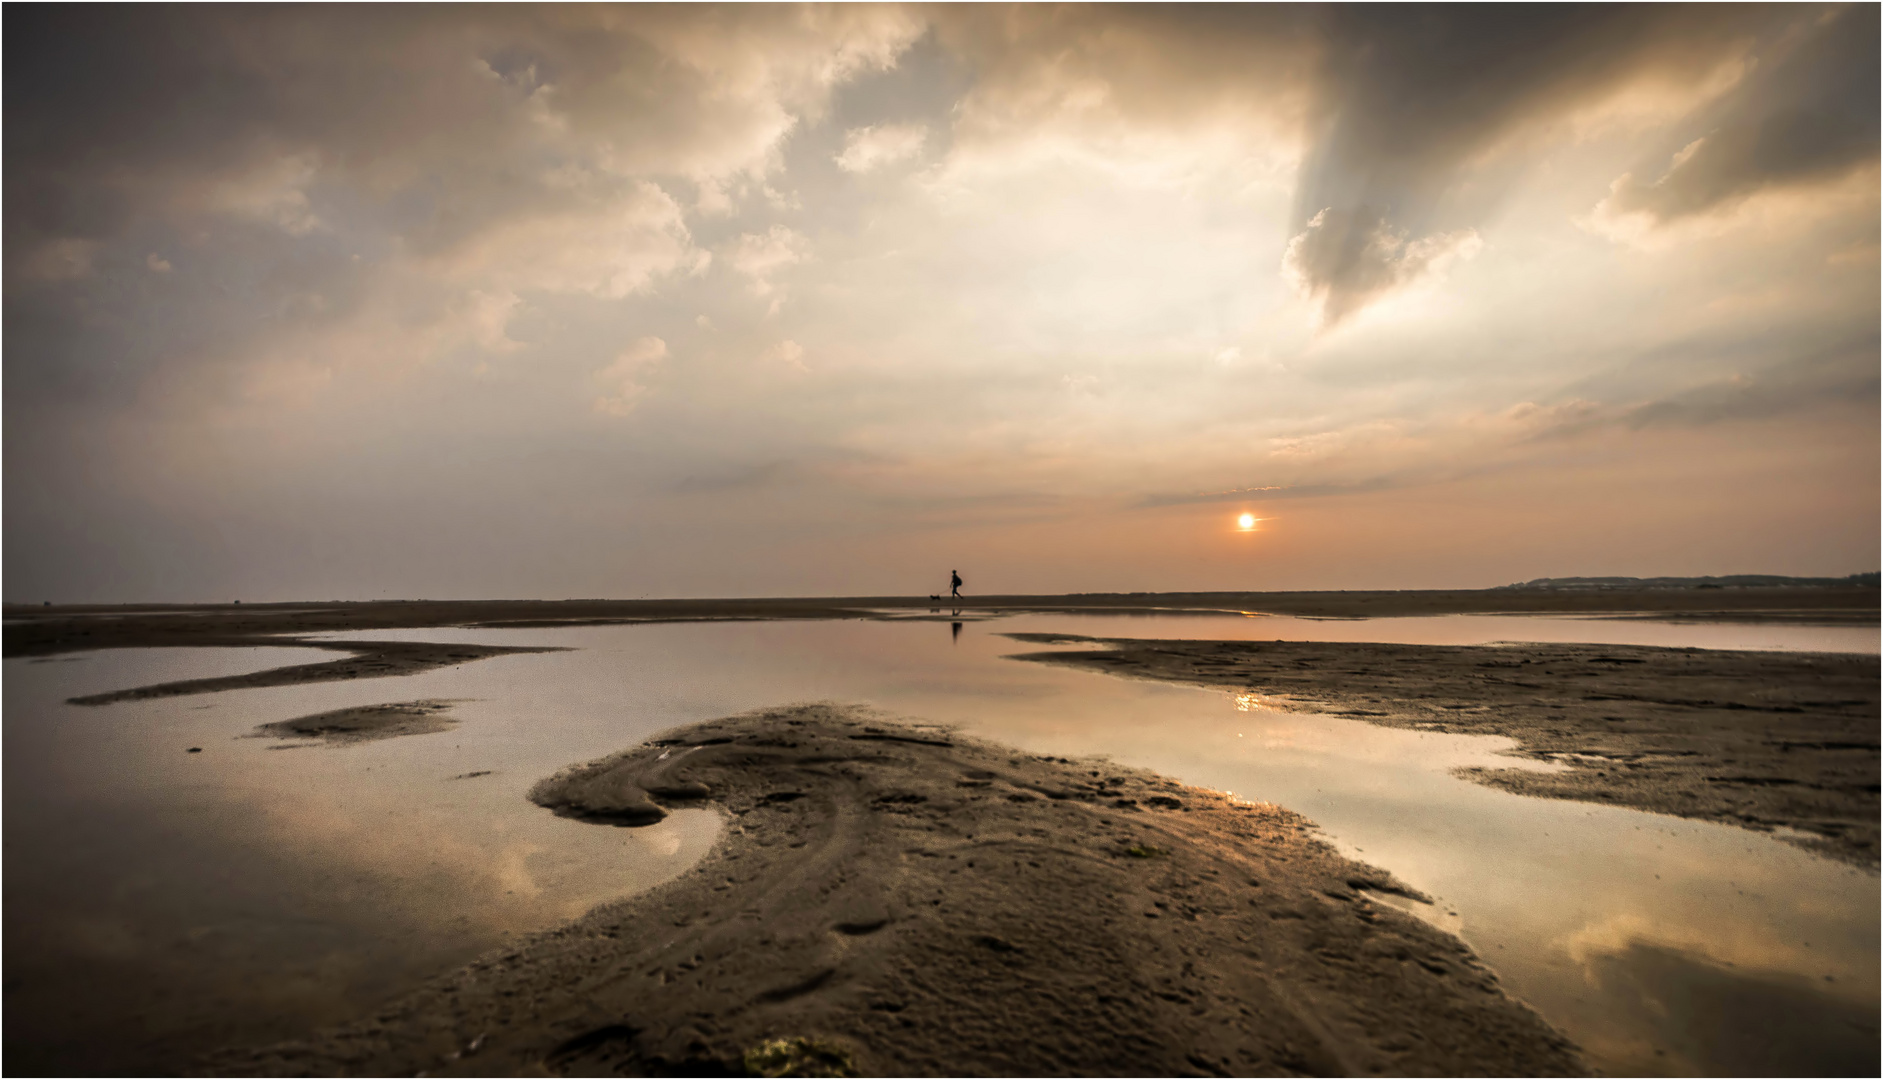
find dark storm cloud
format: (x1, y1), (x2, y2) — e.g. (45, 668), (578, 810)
(1288, 3), (1865, 321)
(1607, 4), (1880, 221)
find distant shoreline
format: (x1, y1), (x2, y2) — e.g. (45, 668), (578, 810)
(7, 585), (1876, 659)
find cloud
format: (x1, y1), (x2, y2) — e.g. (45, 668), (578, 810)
(1133, 349), (1879, 512)
(835, 123), (928, 172)
(1265, 430), (1347, 461)
(22, 238), (101, 281)
(439, 181), (706, 300)
(928, 6), (1809, 322)
(4, 5), (1876, 601)
(1284, 5), (1796, 319)
(1135, 481), (1390, 508)
(669, 461), (793, 495)
(758, 339), (809, 373)
(1282, 208), (1481, 325)
(1620, 353), (1881, 431)
(593, 336), (669, 416)
(728, 226), (810, 298)
(923, 7), (1309, 196)
(1595, 5), (1880, 225)
(203, 152), (324, 235)
(1, 4), (904, 407)
(934, 8), (1309, 152)
(1506, 341), (1880, 443)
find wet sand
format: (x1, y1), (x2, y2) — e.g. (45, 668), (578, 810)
(11, 590), (1874, 1075)
(207, 705), (1584, 1077)
(8, 586), (1874, 660)
(1011, 636), (1880, 865)
(64, 642), (558, 706)
(255, 700), (461, 746)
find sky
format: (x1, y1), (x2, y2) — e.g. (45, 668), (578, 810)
(6, 4), (1878, 602)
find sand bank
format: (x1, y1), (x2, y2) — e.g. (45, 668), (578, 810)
(64, 641), (556, 706)
(255, 699), (461, 746)
(1011, 636), (1880, 865)
(206, 705), (1584, 1077)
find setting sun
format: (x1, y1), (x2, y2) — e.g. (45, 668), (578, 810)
(1237, 513), (1257, 530)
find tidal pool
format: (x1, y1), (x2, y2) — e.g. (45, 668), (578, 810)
(4, 617), (1876, 1075)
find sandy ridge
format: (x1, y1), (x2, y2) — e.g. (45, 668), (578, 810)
(205, 705), (1585, 1077)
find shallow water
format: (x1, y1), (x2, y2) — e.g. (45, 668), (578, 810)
(3, 646), (720, 1075)
(5, 619), (1877, 1075)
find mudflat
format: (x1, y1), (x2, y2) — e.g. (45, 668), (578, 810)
(1011, 636), (1881, 865)
(8, 585), (1874, 659)
(207, 705), (1585, 1077)
(16, 587), (1871, 709)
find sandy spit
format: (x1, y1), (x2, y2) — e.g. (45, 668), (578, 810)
(1011, 636), (1881, 865)
(64, 641), (558, 706)
(204, 704), (1584, 1078)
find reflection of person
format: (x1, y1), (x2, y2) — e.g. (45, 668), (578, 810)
(950, 570), (963, 599)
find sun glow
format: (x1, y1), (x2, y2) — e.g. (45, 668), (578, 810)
(1237, 513), (1258, 531)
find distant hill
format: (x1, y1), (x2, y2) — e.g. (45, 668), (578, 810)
(1499, 573), (1880, 590)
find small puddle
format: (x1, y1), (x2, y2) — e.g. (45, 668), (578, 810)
(4, 619), (1875, 1075)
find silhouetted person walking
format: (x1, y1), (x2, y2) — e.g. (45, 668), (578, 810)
(950, 570), (963, 599)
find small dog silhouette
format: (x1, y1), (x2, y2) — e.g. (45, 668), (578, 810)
(929, 594), (941, 601)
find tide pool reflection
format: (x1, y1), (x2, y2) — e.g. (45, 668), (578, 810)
(1575, 940), (1878, 1076)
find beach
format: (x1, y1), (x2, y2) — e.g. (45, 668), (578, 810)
(3, 590), (1876, 1075)
(206, 705), (1584, 1077)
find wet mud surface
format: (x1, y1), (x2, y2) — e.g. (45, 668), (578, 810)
(255, 700), (462, 746)
(207, 705), (1585, 1077)
(1011, 636), (1881, 865)
(63, 641), (557, 706)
